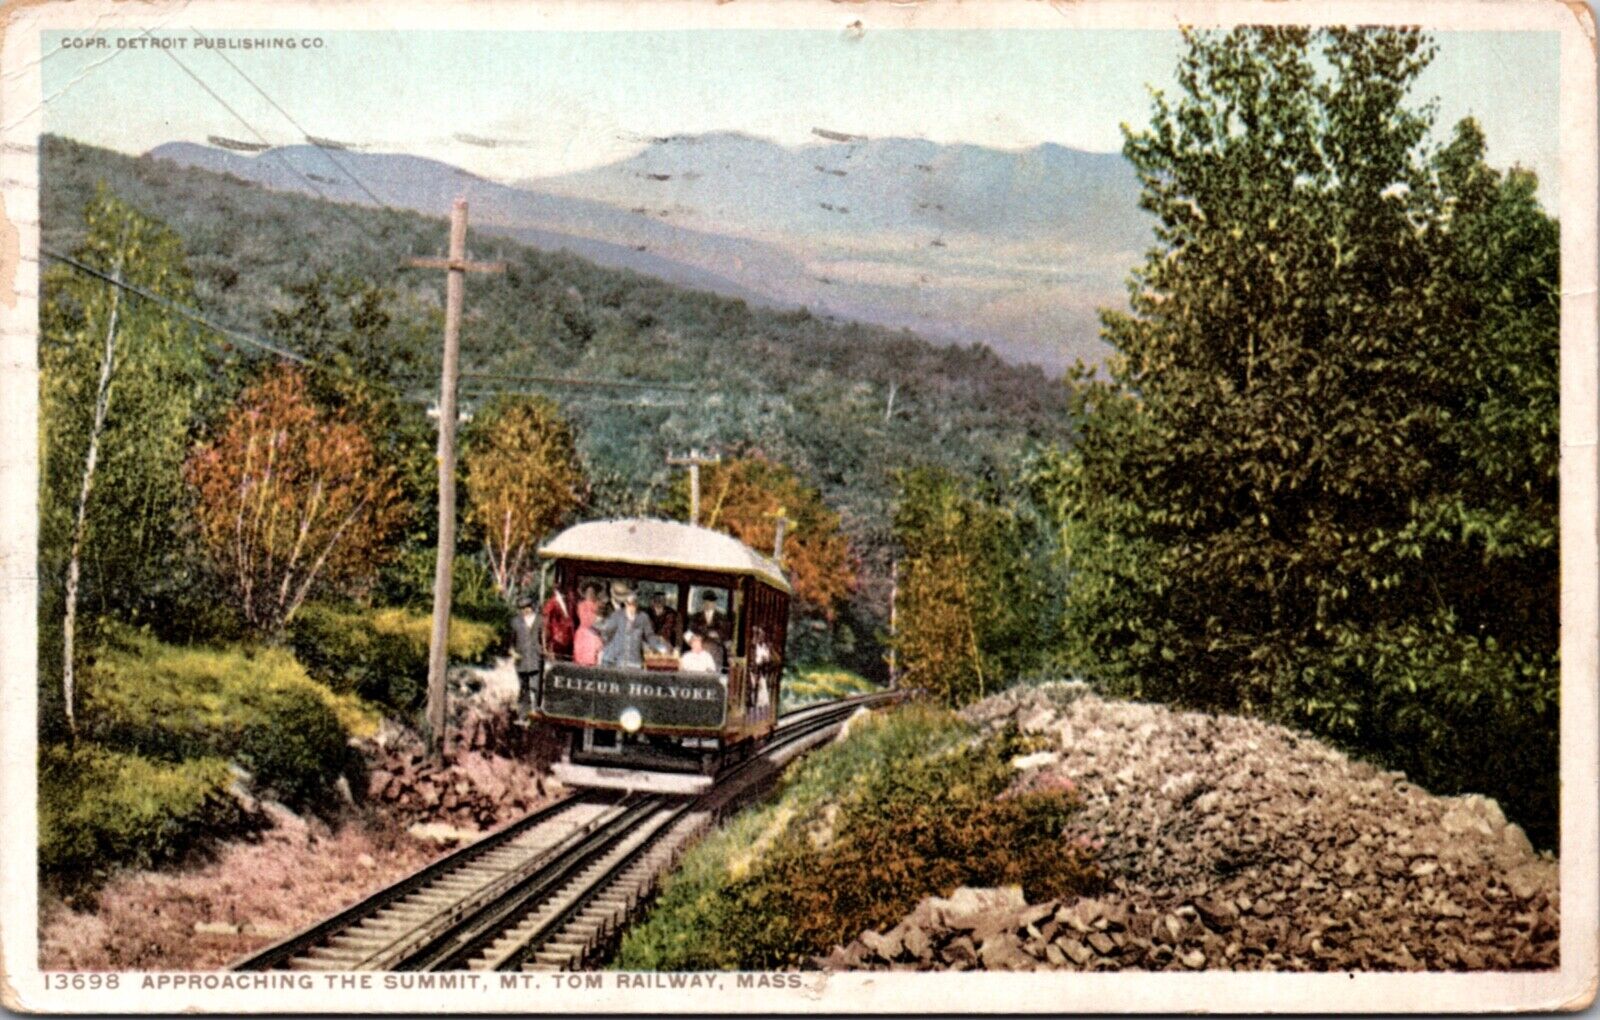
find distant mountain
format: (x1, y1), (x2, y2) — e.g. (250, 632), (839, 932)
(147, 134), (1150, 368)
(146, 141), (785, 307)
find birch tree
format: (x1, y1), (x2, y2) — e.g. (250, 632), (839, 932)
(460, 396), (586, 603)
(39, 189), (204, 737)
(185, 366), (406, 634)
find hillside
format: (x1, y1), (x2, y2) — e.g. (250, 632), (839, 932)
(144, 132), (1148, 367)
(827, 686), (1557, 971)
(42, 135), (1073, 667)
(618, 686), (1558, 972)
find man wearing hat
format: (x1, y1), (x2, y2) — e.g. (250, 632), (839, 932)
(646, 590), (680, 650)
(596, 587), (662, 668)
(509, 596), (543, 716)
(688, 591), (729, 671)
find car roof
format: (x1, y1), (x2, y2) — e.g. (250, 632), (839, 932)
(538, 518), (791, 594)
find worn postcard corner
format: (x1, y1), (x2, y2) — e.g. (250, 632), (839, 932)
(0, 0), (1596, 1013)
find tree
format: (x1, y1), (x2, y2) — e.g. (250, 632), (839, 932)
(668, 454), (856, 619)
(39, 187), (207, 736)
(890, 466), (1054, 705)
(460, 395), (587, 602)
(1045, 28), (1559, 843)
(185, 365), (406, 634)
(263, 274), (443, 610)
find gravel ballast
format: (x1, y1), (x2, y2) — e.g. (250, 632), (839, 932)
(824, 683), (1558, 972)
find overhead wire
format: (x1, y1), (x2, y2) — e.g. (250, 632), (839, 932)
(42, 247), (312, 367)
(47, 39), (699, 404)
(187, 27), (398, 214)
(148, 32), (390, 250)
(44, 251), (708, 400)
(460, 370), (699, 394)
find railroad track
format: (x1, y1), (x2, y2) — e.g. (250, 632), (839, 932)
(232, 691), (899, 973)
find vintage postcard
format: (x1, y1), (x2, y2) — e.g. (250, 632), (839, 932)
(0, 0), (1595, 1012)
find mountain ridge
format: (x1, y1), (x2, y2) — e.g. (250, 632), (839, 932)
(146, 132), (1150, 369)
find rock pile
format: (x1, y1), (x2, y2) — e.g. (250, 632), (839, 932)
(825, 683), (1558, 972)
(358, 661), (561, 831)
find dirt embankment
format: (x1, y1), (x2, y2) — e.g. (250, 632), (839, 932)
(40, 660), (559, 971)
(826, 683), (1558, 972)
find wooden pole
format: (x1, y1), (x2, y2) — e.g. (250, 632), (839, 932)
(888, 557), (899, 688)
(667, 448), (721, 526)
(765, 506), (795, 563)
(410, 199), (504, 759)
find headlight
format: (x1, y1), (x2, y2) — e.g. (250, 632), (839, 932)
(619, 707), (643, 733)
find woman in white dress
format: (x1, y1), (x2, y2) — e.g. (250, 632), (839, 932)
(679, 632), (718, 674)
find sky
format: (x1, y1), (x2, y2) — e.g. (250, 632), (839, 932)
(37, 27), (1561, 195)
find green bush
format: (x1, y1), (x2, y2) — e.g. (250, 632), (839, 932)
(288, 602), (498, 713)
(615, 705), (1099, 970)
(39, 742), (248, 888)
(82, 628), (362, 806)
(780, 667), (880, 711)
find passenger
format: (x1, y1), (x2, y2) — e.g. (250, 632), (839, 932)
(689, 592), (729, 670)
(508, 597), (542, 714)
(645, 591), (680, 650)
(572, 584), (605, 667)
(596, 589), (662, 668)
(751, 625), (775, 669)
(541, 586), (575, 662)
(679, 632), (718, 674)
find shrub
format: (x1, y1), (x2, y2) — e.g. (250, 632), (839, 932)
(288, 603), (498, 713)
(82, 628), (366, 806)
(38, 743), (247, 888)
(780, 668), (879, 711)
(615, 705), (1099, 970)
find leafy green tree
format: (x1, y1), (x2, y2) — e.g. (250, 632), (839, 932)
(264, 274), (441, 608)
(460, 395), (587, 603)
(1043, 28), (1559, 843)
(39, 187), (207, 736)
(891, 466), (1054, 705)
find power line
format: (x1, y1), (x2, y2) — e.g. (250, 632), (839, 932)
(188, 27), (397, 214)
(459, 370), (699, 394)
(42, 247), (313, 366)
(150, 35), (388, 249)
(45, 250), (702, 404)
(459, 388), (688, 409)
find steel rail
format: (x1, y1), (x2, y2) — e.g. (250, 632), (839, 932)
(231, 691), (903, 973)
(230, 791), (597, 971)
(440, 693), (902, 972)
(393, 796), (671, 971)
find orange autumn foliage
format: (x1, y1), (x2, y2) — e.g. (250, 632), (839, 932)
(683, 455), (856, 618)
(185, 366), (406, 634)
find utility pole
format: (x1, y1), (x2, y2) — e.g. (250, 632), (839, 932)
(888, 558), (899, 688)
(765, 506), (795, 563)
(667, 448), (721, 526)
(408, 199), (504, 759)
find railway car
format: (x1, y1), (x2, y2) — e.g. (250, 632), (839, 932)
(532, 518), (791, 794)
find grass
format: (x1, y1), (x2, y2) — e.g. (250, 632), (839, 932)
(38, 743), (248, 891)
(289, 602), (499, 714)
(613, 703), (1099, 970)
(39, 625), (384, 890)
(780, 667), (881, 712)
(81, 628), (368, 807)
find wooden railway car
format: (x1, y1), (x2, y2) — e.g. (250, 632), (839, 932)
(533, 519), (791, 794)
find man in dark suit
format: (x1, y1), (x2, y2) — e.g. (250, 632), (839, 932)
(688, 591), (729, 670)
(646, 591), (680, 650)
(509, 597), (542, 715)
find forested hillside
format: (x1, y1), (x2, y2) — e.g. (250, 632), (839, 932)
(41, 135), (1070, 671)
